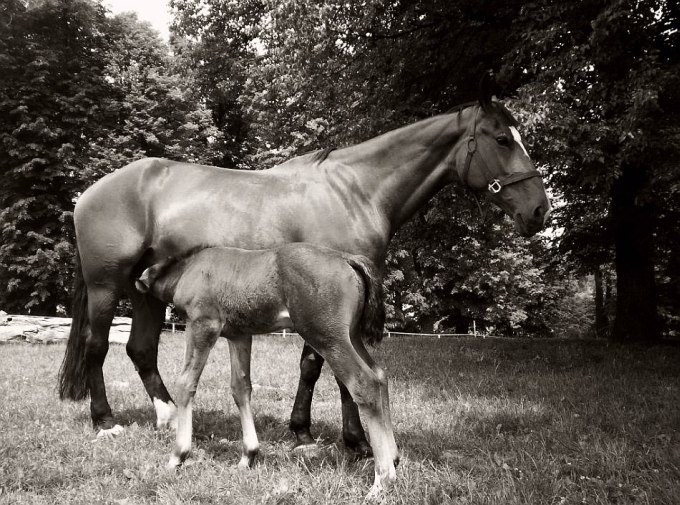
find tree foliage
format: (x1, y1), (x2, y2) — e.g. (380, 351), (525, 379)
(3, 0), (677, 340)
(170, 0), (574, 336)
(502, 0), (680, 339)
(0, 0), (115, 314)
(0, 0), (222, 314)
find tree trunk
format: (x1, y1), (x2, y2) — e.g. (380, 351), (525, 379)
(610, 167), (660, 342)
(594, 266), (608, 338)
(454, 316), (469, 334)
(418, 314), (439, 333)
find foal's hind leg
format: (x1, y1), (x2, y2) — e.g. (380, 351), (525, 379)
(290, 343), (371, 455)
(304, 331), (397, 497)
(126, 290), (176, 429)
(168, 318), (220, 468)
(350, 333), (399, 466)
(228, 335), (259, 469)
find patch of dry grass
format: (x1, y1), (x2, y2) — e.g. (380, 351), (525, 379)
(0, 334), (678, 504)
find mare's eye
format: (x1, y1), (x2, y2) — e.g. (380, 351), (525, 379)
(496, 135), (510, 147)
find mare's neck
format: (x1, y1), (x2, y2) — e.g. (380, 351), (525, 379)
(330, 108), (473, 235)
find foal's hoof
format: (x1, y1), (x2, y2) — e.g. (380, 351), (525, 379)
(96, 424), (125, 439)
(364, 484), (387, 504)
(237, 457), (253, 471)
(166, 455), (182, 471)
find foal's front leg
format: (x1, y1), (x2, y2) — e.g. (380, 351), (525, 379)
(228, 335), (259, 469)
(167, 319), (220, 469)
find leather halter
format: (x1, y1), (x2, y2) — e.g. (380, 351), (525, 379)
(461, 106), (541, 194)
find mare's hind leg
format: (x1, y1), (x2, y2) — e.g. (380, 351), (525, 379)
(290, 343), (371, 455)
(290, 343), (323, 448)
(86, 285), (124, 435)
(337, 378), (372, 457)
(126, 290), (176, 428)
(168, 318), (220, 468)
(228, 335), (259, 468)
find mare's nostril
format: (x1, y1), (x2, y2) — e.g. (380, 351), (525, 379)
(533, 205), (545, 220)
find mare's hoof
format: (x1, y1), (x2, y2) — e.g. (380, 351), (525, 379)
(156, 418), (178, 431)
(96, 424), (125, 439)
(345, 439), (373, 459)
(153, 399), (178, 430)
(292, 443), (321, 456)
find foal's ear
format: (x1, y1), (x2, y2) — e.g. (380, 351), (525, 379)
(478, 70), (496, 111)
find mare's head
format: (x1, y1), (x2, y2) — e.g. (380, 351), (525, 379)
(454, 81), (551, 237)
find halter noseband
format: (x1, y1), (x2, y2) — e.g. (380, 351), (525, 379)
(460, 106), (541, 194)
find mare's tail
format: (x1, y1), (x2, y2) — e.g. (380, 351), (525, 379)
(58, 249), (90, 401)
(346, 255), (386, 346)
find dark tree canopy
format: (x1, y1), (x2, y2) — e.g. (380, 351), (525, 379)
(1, 0), (677, 340)
(0, 0), (222, 314)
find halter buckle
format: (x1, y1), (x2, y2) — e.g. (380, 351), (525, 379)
(488, 179), (502, 193)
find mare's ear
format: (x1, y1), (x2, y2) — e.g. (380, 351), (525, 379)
(135, 269), (151, 293)
(478, 70), (496, 112)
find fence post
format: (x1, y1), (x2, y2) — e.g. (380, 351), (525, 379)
(473, 320), (477, 337)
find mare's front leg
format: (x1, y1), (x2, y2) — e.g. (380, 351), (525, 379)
(126, 290), (177, 429)
(168, 318), (220, 468)
(290, 343), (371, 456)
(228, 335), (259, 468)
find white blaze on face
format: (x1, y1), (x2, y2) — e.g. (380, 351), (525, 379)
(154, 398), (178, 429)
(510, 126), (530, 157)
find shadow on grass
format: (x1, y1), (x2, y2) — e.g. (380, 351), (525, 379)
(108, 406), (351, 454)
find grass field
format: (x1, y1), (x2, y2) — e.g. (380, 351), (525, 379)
(0, 334), (678, 504)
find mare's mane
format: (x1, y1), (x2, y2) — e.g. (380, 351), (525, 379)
(309, 147), (334, 163)
(274, 101), (518, 173)
(446, 100), (519, 127)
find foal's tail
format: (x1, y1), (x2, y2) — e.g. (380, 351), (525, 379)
(58, 249), (90, 401)
(346, 255), (385, 346)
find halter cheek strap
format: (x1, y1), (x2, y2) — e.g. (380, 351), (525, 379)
(461, 106), (541, 193)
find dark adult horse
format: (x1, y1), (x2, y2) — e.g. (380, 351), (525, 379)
(58, 87), (551, 451)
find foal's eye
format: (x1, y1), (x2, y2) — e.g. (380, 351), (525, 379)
(496, 135), (510, 147)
